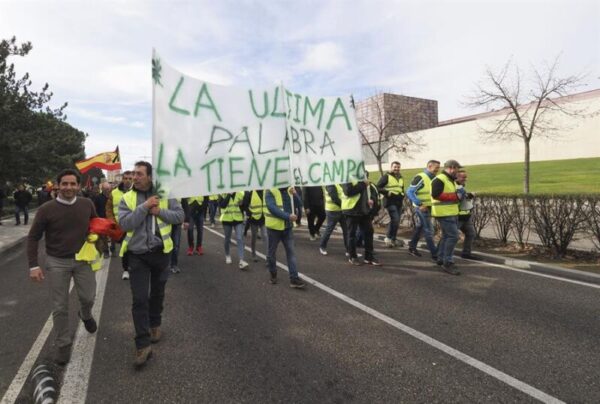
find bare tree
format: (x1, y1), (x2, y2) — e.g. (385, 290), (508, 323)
(356, 94), (424, 177)
(466, 56), (590, 193)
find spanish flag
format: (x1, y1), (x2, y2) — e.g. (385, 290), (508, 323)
(76, 147), (122, 173)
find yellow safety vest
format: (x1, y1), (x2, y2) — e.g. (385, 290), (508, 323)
(385, 174), (404, 196)
(323, 184), (344, 212)
(249, 191), (264, 220)
(414, 172), (433, 207)
(431, 174), (459, 218)
(220, 192), (244, 222)
(341, 181), (361, 211)
(264, 189), (285, 231)
(111, 188), (124, 222)
(208, 194), (219, 201)
(119, 191), (173, 257)
(188, 196), (204, 205)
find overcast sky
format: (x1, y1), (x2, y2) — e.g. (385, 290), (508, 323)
(1, 0), (598, 169)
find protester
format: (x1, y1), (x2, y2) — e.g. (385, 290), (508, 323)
(455, 169), (481, 260)
(183, 196), (208, 256)
(357, 174), (381, 251)
(243, 190), (267, 262)
(264, 187), (306, 288)
(13, 184), (32, 225)
(37, 184), (52, 206)
(27, 169), (99, 366)
(294, 186), (303, 226)
(219, 191), (248, 269)
(207, 194), (219, 226)
(377, 161), (404, 247)
(106, 171), (133, 279)
(170, 216), (183, 274)
(431, 159), (463, 275)
(93, 182), (112, 258)
(118, 161), (184, 367)
(406, 160), (440, 261)
(303, 186), (326, 241)
(342, 179), (381, 266)
(319, 184), (349, 257)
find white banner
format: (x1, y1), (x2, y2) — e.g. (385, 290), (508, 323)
(152, 50), (365, 198)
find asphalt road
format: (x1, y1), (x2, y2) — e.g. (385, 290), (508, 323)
(1, 223), (599, 403)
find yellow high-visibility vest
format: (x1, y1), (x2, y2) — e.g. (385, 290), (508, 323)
(431, 174), (459, 218)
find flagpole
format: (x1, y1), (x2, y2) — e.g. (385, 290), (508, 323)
(151, 49), (157, 235)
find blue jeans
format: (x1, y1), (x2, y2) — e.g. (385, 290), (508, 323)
(250, 222), (267, 257)
(409, 207), (437, 258)
(437, 216), (459, 265)
(386, 204), (401, 241)
(208, 201), (218, 224)
(267, 227), (299, 279)
(187, 209), (205, 247)
(319, 210), (348, 251)
(15, 205), (28, 224)
(223, 223), (244, 261)
(170, 224), (182, 267)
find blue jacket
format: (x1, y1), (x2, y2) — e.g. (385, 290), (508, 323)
(265, 188), (303, 230)
(406, 169), (435, 206)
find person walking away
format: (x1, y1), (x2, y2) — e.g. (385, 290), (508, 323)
(14, 184), (32, 225)
(303, 186), (326, 241)
(219, 192), (248, 269)
(319, 184), (349, 257)
(342, 179), (381, 266)
(264, 187), (306, 288)
(106, 171), (133, 279)
(118, 161), (184, 367)
(406, 160), (440, 261)
(183, 196), (208, 256)
(207, 194), (219, 226)
(244, 190), (267, 262)
(377, 161), (404, 247)
(431, 160), (463, 275)
(455, 170), (481, 260)
(93, 182), (112, 258)
(27, 169), (99, 365)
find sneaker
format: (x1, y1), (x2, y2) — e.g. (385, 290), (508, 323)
(461, 253), (482, 261)
(239, 260), (249, 270)
(186, 247), (194, 256)
(269, 271), (277, 284)
(408, 248), (422, 257)
(364, 258), (382, 266)
(170, 266), (181, 274)
(252, 255), (259, 262)
(79, 312), (97, 333)
(319, 248), (328, 256)
(122, 271), (130, 280)
(225, 255), (232, 264)
(442, 262), (461, 275)
(54, 344), (72, 366)
(309, 235), (317, 241)
(196, 246), (204, 255)
(348, 257), (361, 266)
(391, 240), (398, 247)
(290, 277), (306, 289)
(345, 252), (363, 258)
(134, 346), (153, 368)
(150, 327), (161, 343)
(384, 237), (393, 248)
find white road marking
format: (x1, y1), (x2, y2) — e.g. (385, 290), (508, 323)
(57, 257), (110, 403)
(0, 281), (74, 404)
(206, 226), (565, 404)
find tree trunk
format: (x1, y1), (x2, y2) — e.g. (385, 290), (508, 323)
(523, 139), (530, 194)
(377, 159), (384, 177)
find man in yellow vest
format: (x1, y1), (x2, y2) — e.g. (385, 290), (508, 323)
(264, 187), (306, 288)
(319, 184), (349, 256)
(243, 190), (267, 261)
(377, 161), (404, 247)
(207, 194), (219, 226)
(182, 196), (208, 257)
(118, 161), (184, 367)
(431, 159), (463, 275)
(456, 169), (481, 260)
(406, 160), (440, 261)
(106, 170), (132, 280)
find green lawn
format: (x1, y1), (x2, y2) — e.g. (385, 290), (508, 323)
(369, 157), (600, 195)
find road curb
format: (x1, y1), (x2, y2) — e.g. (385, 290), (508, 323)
(373, 234), (600, 285)
(0, 235), (26, 259)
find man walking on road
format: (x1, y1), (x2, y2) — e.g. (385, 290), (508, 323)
(14, 184), (32, 225)
(431, 160), (463, 275)
(319, 184), (349, 257)
(303, 185), (326, 241)
(27, 169), (99, 366)
(106, 170), (133, 279)
(118, 161), (184, 367)
(406, 160), (440, 261)
(377, 161), (404, 248)
(455, 169), (480, 260)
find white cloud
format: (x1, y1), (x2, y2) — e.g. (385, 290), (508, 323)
(69, 107), (146, 129)
(299, 42), (346, 72)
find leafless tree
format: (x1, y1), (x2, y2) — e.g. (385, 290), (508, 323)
(356, 94), (424, 177)
(466, 56), (591, 193)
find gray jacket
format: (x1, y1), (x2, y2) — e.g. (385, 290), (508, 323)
(118, 188), (184, 254)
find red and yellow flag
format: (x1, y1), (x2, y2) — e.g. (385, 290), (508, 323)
(76, 147), (122, 173)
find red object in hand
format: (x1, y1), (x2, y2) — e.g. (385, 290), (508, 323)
(89, 218), (125, 241)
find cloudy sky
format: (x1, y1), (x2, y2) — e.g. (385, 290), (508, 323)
(1, 0), (598, 169)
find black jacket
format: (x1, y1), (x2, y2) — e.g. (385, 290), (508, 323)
(302, 186), (324, 208)
(376, 173), (404, 208)
(13, 190), (32, 207)
(341, 182), (369, 216)
(182, 196), (209, 222)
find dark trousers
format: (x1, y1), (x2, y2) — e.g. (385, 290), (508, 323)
(187, 210), (204, 248)
(15, 205), (28, 224)
(128, 251), (170, 349)
(171, 224), (182, 267)
(307, 205), (326, 236)
(345, 215), (375, 260)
